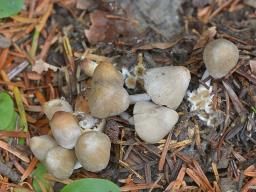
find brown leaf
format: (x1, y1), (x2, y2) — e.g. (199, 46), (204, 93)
(85, 11), (136, 44)
(193, 26), (217, 49)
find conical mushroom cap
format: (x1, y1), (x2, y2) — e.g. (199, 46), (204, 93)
(203, 39), (239, 79)
(144, 66), (191, 109)
(50, 112), (81, 149)
(42, 99), (73, 120)
(92, 62), (124, 86)
(45, 146), (76, 179)
(75, 132), (111, 172)
(133, 101), (179, 143)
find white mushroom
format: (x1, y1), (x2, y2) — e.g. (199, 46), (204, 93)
(29, 135), (57, 161)
(133, 101), (179, 143)
(143, 66), (191, 109)
(45, 146), (76, 179)
(42, 98), (73, 120)
(49, 111), (81, 149)
(75, 132), (111, 172)
(203, 39), (239, 79)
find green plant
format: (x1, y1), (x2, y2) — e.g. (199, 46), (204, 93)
(0, 92), (17, 131)
(32, 164), (52, 192)
(60, 178), (120, 192)
(0, 0), (24, 18)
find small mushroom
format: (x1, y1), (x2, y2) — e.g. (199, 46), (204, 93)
(29, 135), (57, 161)
(45, 146), (76, 179)
(143, 66), (191, 109)
(49, 111), (81, 149)
(133, 101), (179, 143)
(75, 132), (111, 172)
(43, 98), (73, 120)
(203, 39), (239, 79)
(81, 59), (98, 77)
(88, 63), (129, 118)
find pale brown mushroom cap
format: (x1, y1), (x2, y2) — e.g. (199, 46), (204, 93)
(92, 62), (124, 86)
(29, 135), (57, 161)
(88, 63), (129, 118)
(144, 66), (191, 109)
(43, 99), (73, 120)
(203, 39), (239, 79)
(49, 111), (81, 149)
(133, 101), (179, 143)
(45, 146), (76, 179)
(88, 83), (129, 118)
(75, 132), (111, 172)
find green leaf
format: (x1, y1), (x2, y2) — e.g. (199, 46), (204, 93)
(0, 0), (24, 18)
(60, 178), (120, 192)
(0, 92), (15, 130)
(5, 112), (17, 131)
(32, 164), (52, 192)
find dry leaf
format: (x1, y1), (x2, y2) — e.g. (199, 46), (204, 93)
(193, 26), (217, 49)
(32, 59), (59, 74)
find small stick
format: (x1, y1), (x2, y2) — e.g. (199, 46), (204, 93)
(158, 133), (172, 171)
(0, 140), (30, 163)
(0, 161), (20, 183)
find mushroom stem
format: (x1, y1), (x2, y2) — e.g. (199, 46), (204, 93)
(129, 93), (151, 104)
(74, 161), (82, 169)
(119, 112), (135, 125)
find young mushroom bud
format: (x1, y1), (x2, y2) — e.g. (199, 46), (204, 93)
(203, 39), (239, 79)
(133, 101), (179, 143)
(43, 99), (73, 120)
(29, 135), (57, 161)
(88, 63), (129, 118)
(49, 111), (81, 149)
(144, 66), (191, 109)
(75, 132), (111, 172)
(45, 146), (76, 179)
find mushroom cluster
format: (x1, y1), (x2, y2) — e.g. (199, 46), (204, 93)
(87, 63), (191, 143)
(30, 62), (192, 179)
(30, 99), (111, 179)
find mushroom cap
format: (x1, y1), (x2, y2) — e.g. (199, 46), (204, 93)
(45, 146), (76, 179)
(133, 101), (179, 143)
(29, 135), (57, 161)
(88, 82), (129, 118)
(75, 132), (111, 172)
(203, 39), (239, 79)
(144, 66), (191, 109)
(92, 62), (124, 86)
(49, 111), (81, 149)
(81, 59), (98, 77)
(43, 99), (73, 120)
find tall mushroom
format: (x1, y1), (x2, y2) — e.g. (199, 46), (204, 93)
(133, 101), (179, 143)
(203, 39), (239, 79)
(49, 111), (81, 149)
(88, 63), (129, 118)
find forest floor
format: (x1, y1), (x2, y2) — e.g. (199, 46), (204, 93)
(0, 0), (256, 191)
